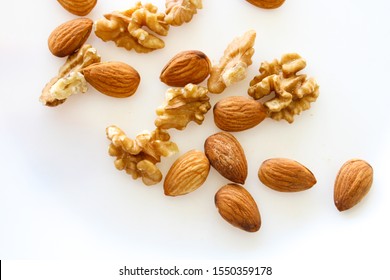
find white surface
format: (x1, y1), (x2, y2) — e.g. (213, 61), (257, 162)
(0, 0), (389, 273)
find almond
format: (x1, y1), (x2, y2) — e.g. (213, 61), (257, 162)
(258, 158), (317, 192)
(57, 0), (97, 16)
(245, 0), (285, 9)
(48, 18), (93, 57)
(213, 96), (267, 132)
(164, 150), (210, 196)
(82, 62), (141, 98)
(334, 159), (373, 211)
(160, 50), (212, 87)
(204, 132), (247, 184)
(215, 184), (261, 232)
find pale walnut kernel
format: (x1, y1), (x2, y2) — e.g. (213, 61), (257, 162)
(155, 83), (211, 130)
(106, 126), (178, 185)
(207, 30), (256, 94)
(165, 0), (203, 26)
(40, 44), (101, 106)
(248, 53), (319, 123)
(50, 72), (88, 100)
(95, 2), (169, 53)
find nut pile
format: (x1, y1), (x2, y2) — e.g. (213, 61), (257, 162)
(41, 0), (203, 105)
(41, 0), (374, 234)
(94, 1), (202, 53)
(41, 16), (141, 106)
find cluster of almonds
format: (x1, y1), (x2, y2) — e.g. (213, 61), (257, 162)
(163, 134), (373, 232)
(42, 0), (374, 233)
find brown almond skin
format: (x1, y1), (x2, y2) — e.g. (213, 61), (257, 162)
(258, 158), (317, 192)
(204, 132), (248, 184)
(246, 0), (285, 9)
(164, 150), (210, 196)
(57, 0), (97, 16)
(334, 159), (373, 211)
(48, 18), (93, 57)
(213, 96), (267, 132)
(215, 184), (261, 232)
(82, 62), (141, 98)
(160, 50), (212, 87)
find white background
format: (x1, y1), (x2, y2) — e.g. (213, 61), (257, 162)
(1, 0), (390, 278)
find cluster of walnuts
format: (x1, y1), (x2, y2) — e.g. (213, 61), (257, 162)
(45, 1), (375, 237)
(44, 0), (320, 187)
(105, 28), (259, 186)
(106, 83), (211, 185)
(95, 0), (203, 53)
(105, 34), (320, 185)
(40, 1), (203, 106)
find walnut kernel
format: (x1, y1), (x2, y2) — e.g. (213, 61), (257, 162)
(207, 30), (256, 94)
(40, 44), (101, 106)
(248, 53), (319, 123)
(106, 126), (179, 185)
(165, 0), (203, 26)
(155, 84), (211, 130)
(95, 2), (170, 53)
(49, 71), (88, 100)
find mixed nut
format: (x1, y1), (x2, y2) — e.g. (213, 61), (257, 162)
(204, 132), (248, 185)
(57, 0), (97, 16)
(41, 0), (374, 234)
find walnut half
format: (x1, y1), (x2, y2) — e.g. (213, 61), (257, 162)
(40, 44), (101, 106)
(208, 30), (256, 94)
(106, 126), (178, 185)
(165, 0), (203, 26)
(95, 2), (170, 53)
(155, 84), (211, 130)
(248, 53), (319, 123)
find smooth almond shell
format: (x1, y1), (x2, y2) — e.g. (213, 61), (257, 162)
(82, 62), (141, 98)
(164, 150), (210, 196)
(334, 159), (373, 211)
(48, 18), (93, 57)
(57, 0), (97, 16)
(215, 184), (261, 232)
(258, 158), (317, 192)
(213, 96), (267, 132)
(245, 0), (285, 9)
(204, 132), (248, 184)
(160, 50), (212, 87)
